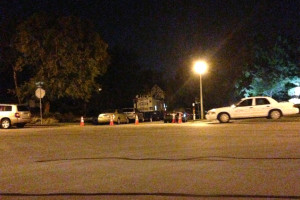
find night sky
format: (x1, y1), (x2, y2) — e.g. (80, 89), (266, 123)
(1, 0), (300, 74)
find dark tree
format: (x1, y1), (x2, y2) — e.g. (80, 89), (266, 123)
(235, 36), (300, 100)
(13, 13), (109, 111)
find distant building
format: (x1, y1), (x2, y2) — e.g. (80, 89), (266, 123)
(134, 85), (166, 112)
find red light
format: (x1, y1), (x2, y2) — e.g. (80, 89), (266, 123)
(15, 113), (20, 118)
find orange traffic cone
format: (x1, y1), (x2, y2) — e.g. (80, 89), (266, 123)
(109, 115), (114, 126)
(172, 113), (176, 123)
(80, 116), (84, 126)
(135, 114), (139, 125)
(178, 113), (182, 124)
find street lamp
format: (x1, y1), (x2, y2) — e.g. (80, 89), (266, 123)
(194, 60), (208, 120)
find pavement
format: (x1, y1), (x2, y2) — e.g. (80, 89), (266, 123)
(0, 120), (300, 199)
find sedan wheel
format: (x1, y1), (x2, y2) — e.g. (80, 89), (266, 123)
(218, 113), (230, 123)
(269, 110), (281, 119)
(1, 119), (11, 129)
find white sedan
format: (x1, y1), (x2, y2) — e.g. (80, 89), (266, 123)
(206, 96), (299, 123)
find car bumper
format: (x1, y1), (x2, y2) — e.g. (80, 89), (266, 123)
(97, 118), (111, 124)
(205, 113), (217, 121)
(127, 116), (135, 120)
(11, 118), (31, 125)
(283, 108), (300, 115)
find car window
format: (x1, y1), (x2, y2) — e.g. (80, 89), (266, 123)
(104, 109), (116, 113)
(123, 108), (133, 112)
(17, 106), (29, 111)
(237, 99), (253, 107)
(256, 98), (270, 105)
(0, 106), (12, 111)
(116, 109), (124, 114)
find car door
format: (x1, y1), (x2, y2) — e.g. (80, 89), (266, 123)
(115, 110), (124, 122)
(232, 99), (254, 118)
(252, 98), (271, 117)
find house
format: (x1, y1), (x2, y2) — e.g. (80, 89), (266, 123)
(134, 85), (166, 112)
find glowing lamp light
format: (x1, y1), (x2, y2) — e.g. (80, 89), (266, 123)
(194, 61), (208, 74)
(193, 60), (208, 120)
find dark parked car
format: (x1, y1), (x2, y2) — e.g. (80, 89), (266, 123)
(143, 111), (164, 121)
(164, 112), (188, 123)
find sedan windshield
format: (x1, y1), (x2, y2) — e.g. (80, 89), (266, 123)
(122, 108), (134, 112)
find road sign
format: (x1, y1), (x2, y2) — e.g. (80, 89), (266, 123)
(35, 82), (44, 87)
(35, 88), (45, 125)
(35, 88), (45, 99)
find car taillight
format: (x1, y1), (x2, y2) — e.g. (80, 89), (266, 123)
(15, 112), (20, 118)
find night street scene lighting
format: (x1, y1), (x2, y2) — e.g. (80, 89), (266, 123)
(194, 60), (208, 120)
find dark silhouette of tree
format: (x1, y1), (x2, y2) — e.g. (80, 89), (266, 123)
(0, 4), (24, 103)
(13, 13), (109, 111)
(235, 36), (300, 100)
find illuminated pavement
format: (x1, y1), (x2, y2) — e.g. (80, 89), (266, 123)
(0, 121), (300, 199)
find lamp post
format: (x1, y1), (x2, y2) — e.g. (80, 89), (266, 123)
(194, 61), (208, 120)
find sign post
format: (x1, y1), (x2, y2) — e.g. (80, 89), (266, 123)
(192, 103), (196, 121)
(35, 82), (45, 125)
(195, 97), (200, 119)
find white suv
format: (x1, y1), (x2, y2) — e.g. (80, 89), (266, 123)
(0, 104), (31, 129)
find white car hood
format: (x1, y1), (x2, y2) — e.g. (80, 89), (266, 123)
(209, 106), (233, 113)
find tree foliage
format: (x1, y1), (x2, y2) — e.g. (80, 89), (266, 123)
(13, 13), (109, 103)
(0, 7), (22, 103)
(235, 36), (300, 100)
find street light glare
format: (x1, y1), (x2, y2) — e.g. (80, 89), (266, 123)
(193, 60), (208, 120)
(194, 61), (208, 74)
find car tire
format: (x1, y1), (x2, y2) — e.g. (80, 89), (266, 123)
(218, 113), (230, 123)
(92, 117), (98, 125)
(269, 110), (281, 119)
(1, 118), (11, 129)
(16, 123), (26, 128)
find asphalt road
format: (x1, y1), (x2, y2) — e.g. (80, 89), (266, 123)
(1, 121), (300, 199)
